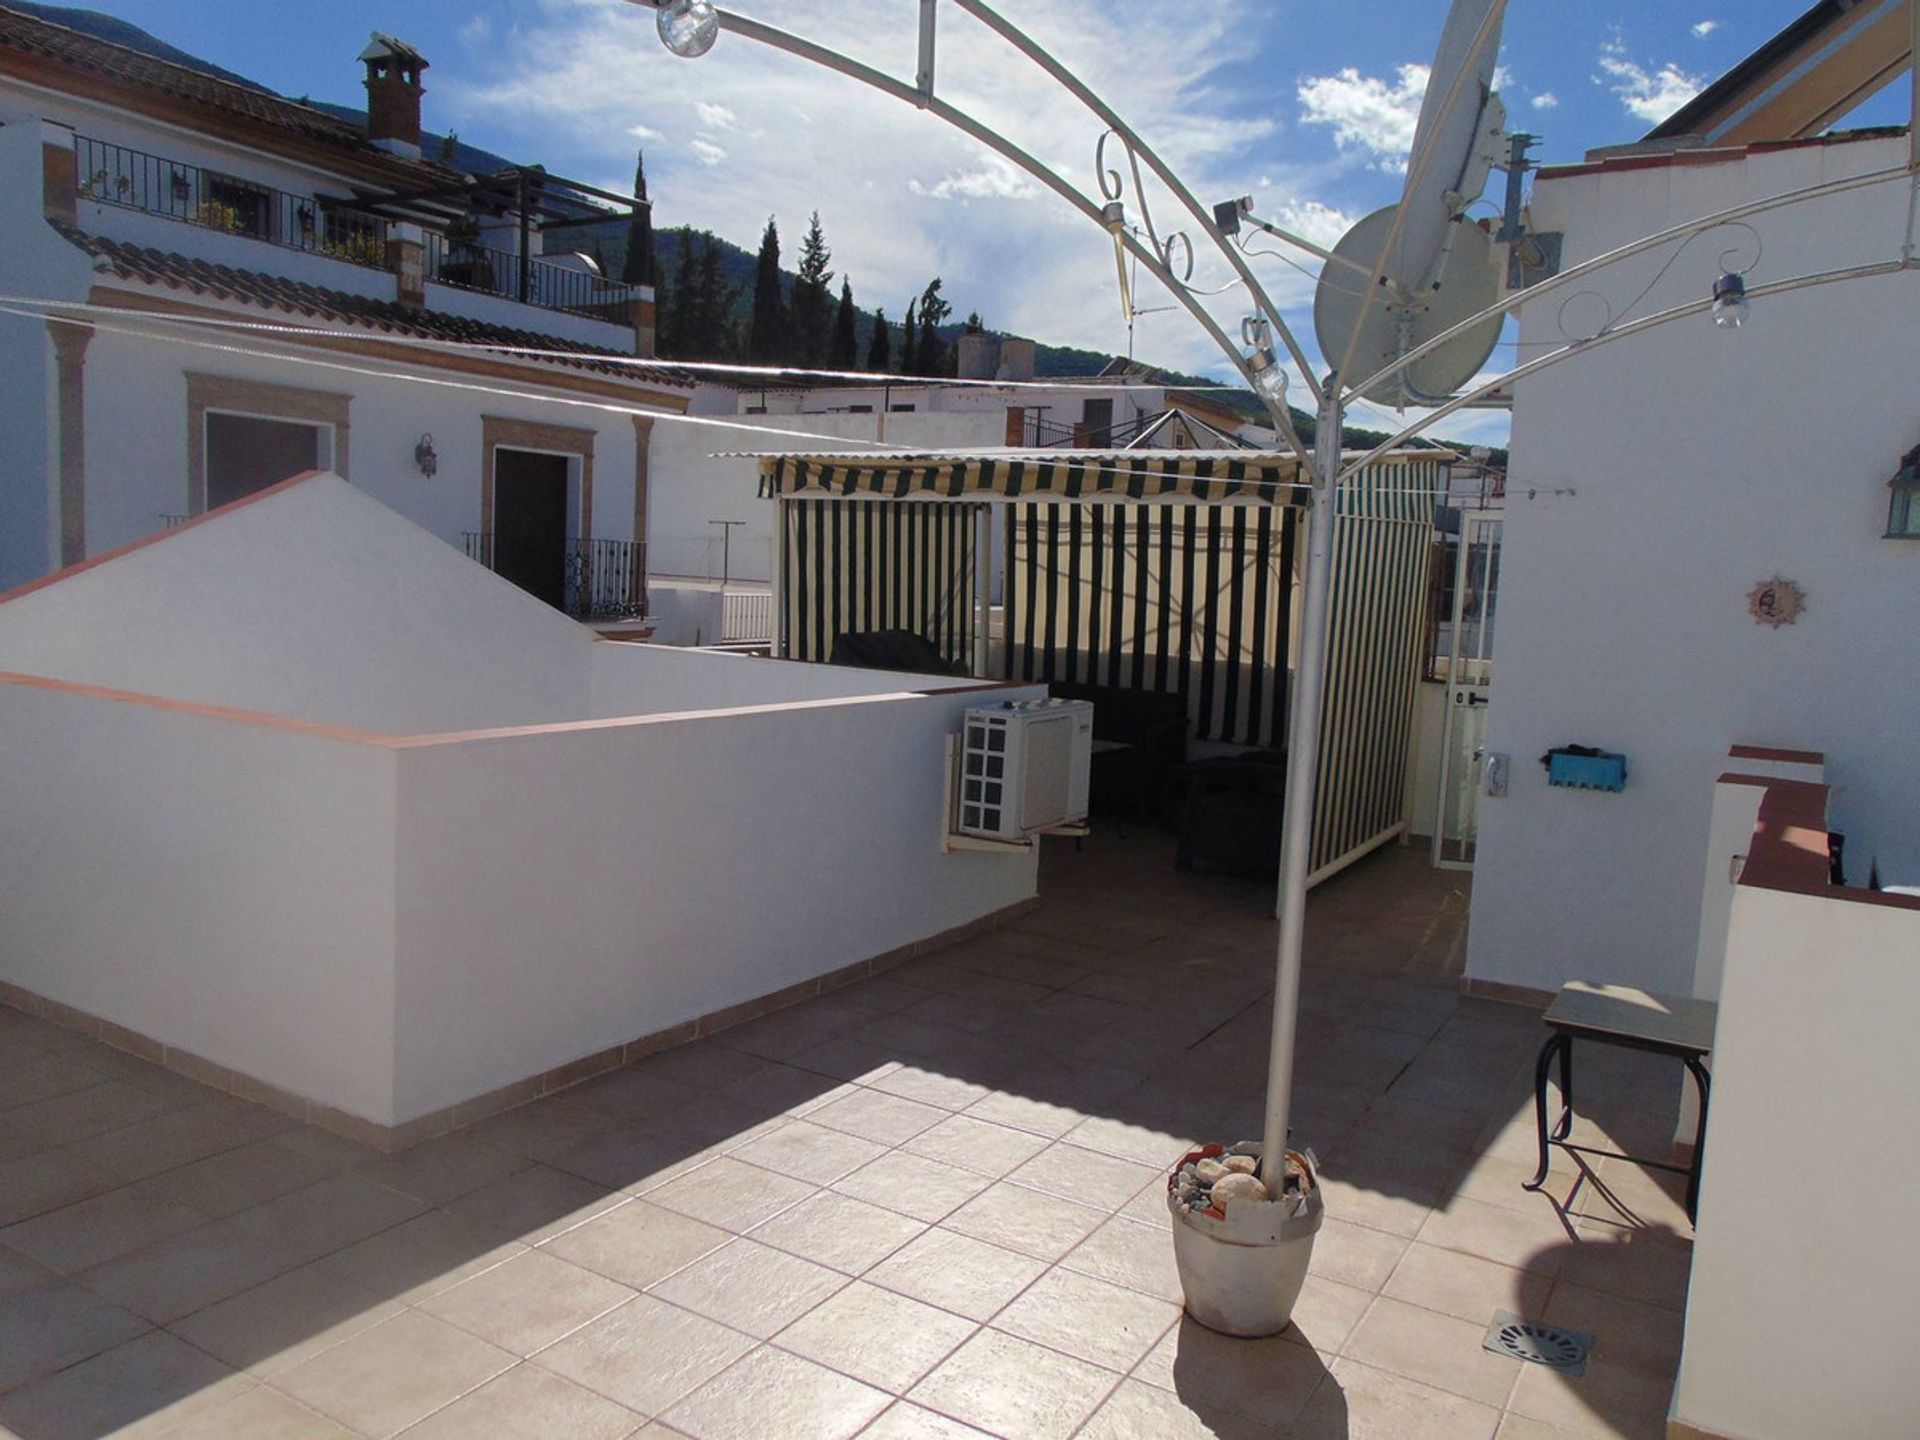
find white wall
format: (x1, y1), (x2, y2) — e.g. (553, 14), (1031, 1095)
(646, 410), (1008, 583)
(1467, 135), (1920, 997)
(0, 678), (397, 1120)
(1672, 880), (1920, 1440)
(390, 683), (1044, 1119)
(0, 477), (601, 733)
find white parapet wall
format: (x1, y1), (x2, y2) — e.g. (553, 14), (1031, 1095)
(1672, 774), (1920, 1439)
(0, 474), (1043, 1133)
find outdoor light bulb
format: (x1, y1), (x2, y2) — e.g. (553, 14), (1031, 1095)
(1712, 272), (1748, 329)
(656, 0), (719, 58)
(1248, 348), (1288, 405)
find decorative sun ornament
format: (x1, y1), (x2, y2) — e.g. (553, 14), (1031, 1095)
(1747, 576), (1806, 629)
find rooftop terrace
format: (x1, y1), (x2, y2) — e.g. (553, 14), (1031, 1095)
(0, 836), (1691, 1439)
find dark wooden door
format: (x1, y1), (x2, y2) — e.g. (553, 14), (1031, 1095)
(492, 449), (570, 610)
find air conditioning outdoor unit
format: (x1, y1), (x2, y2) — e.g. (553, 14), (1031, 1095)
(956, 699), (1093, 842)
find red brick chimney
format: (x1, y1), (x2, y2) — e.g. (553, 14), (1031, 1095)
(360, 33), (428, 160)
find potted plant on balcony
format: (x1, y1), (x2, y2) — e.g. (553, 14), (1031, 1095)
(1166, 1142), (1322, 1336)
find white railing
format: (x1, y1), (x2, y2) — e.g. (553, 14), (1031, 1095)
(722, 589), (773, 643)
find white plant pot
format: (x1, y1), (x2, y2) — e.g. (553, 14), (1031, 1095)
(1167, 1147), (1324, 1338)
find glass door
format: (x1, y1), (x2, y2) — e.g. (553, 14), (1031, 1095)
(1432, 513), (1501, 869)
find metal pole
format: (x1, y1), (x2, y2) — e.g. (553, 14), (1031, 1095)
(710, 517), (744, 586)
(1259, 386), (1342, 1188)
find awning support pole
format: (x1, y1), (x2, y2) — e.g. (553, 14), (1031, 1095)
(772, 494), (789, 657)
(1259, 386), (1341, 1187)
(973, 504), (992, 677)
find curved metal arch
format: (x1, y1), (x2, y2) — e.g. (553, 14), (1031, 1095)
(627, 0), (1314, 468)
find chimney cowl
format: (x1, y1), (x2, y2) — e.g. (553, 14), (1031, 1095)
(361, 32), (428, 160)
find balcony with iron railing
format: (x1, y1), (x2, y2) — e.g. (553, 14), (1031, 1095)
(75, 136), (391, 268)
(463, 533), (646, 621)
(72, 136), (635, 326)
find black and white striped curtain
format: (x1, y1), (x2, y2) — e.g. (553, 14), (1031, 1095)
(781, 499), (980, 670)
(1004, 502), (1296, 748)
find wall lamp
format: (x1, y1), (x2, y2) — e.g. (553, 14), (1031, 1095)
(1711, 271), (1748, 328)
(414, 433), (438, 478)
(655, 0), (720, 58)
(1886, 444), (1920, 538)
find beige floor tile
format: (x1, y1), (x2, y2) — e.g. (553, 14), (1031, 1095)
(78, 1218), (308, 1324)
(228, 1172), (428, 1267)
(1058, 1215), (1184, 1303)
(468, 1097), (615, 1164)
(168, 1261), (402, 1377)
(421, 1248), (636, 1355)
(0, 1149), (119, 1226)
(939, 1181), (1106, 1262)
(649, 1237), (848, 1339)
(1505, 1356), (1674, 1439)
(355, 1133), (534, 1205)
(66, 1098), (288, 1185)
(534, 1294), (756, 1416)
(1306, 1216), (1410, 1293)
(858, 1400), (994, 1437)
(1383, 1242), (1553, 1328)
(1280, 1273), (1375, 1357)
(866, 1227), (1047, 1322)
(806, 1089), (949, 1146)
(1292, 1356), (1501, 1440)
(832, 1151), (992, 1223)
(0, 1330), (251, 1440)
(1448, 1151), (1587, 1217)
(1572, 1160), (1693, 1235)
(1342, 1295), (1521, 1409)
(320, 1208), (526, 1304)
(991, 1265), (1179, 1373)
(133, 1385), (357, 1438)
(1004, 1142), (1160, 1213)
(1559, 1221), (1693, 1312)
(904, 1114), (1052, 1178)
(567, 1066), (703, 1123)
(1, 1079), (182, 1149)
(0, 1279), (151, 1391)
(1061, 1115), (1193, 1170)
(274, 1309), (515, 1438)
(546, 1126), (718, 1196)
(747, 1189), (925, 1275)
(1539, 1281), (1684, 1378)
(729, 1120), (888, 1185)
(664, 1345), (890, 1439)
(909, 1327), (1116, 1440)
(1416, 1196), (1573, 1276)
(399, 1362), (644, 1440)
(1, 1181), (208, 1272)
(141, 1138), (344, 1220)
(774, 1280), (977, 1393)
(1078, 1376), (1283, 1440)
(1131, 1317), (1328, 1427)
(1314, 1172), (1441, 1239)
(647, 1156), (819, 1233)
(0, 1240), (59, 1295)
(541, 1196), (731, 1288)
(1495, 1413), (1590, 1440)
(2, 1047), (118, 1109)
(960, 1090), (1087, 1139)
(441, 1161), (626, 1244)
(869, 1066), (993, 1113)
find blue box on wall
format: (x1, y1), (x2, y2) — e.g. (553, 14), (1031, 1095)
(1542, 746), (1627, 792)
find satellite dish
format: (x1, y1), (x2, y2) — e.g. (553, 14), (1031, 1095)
(1313, 205), (1503, 405)
(1314, 0), (1508, 405)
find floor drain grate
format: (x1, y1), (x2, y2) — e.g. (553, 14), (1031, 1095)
(1483, 1310), (1592, 1376)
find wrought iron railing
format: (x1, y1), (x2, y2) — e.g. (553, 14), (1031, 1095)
(74, 136), (390, 268)
(464, 533), (646, 621)
(425, 233), (634, 321)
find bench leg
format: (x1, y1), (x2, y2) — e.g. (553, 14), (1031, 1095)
(1683, 1055), (1711, 1223)
(1551, 1033), (1575, 1141)
(1524, 1033), (1566, 1191)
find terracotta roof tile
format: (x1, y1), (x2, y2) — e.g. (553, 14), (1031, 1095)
(56, 224), (691, 389)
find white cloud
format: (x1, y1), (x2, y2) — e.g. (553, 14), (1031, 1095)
(908, 157), (1039, 202)
(1531, 91), (1559, 110)
(689, 139), (727, 167)
(693, 101), (737, 130)
(1691, 20), (1719, 38)
(457, 14), (491, 47)
(628, 123), (662, 141)
(1297, 63), (1428, 172)
(1275, 200), (1354, 251)
(1596, 41), (1703, 124)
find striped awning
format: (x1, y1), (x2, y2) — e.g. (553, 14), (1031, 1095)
(758, 451), (1308, 507)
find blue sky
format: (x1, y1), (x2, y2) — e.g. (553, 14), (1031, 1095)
(84, 2), (1901, 441)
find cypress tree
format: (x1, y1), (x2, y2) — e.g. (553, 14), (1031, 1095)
(915, 277), (951, 376)
(620, 149), (655, 287)
(867, 306), (892, 371)
(829, 278), (858, 370)
(746, 217), (787, 365)
(691, 231), (737, 359)
(791, 211), (834, 367)
(660, 228), (696, 357)
(900, 299), (918, 375)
